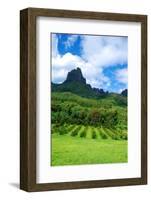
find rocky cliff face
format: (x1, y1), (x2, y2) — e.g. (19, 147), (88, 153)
(121, 89), (128, 97)
(64, 67), (86, 84)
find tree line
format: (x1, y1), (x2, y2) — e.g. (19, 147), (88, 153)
(52, 101), (119, 128)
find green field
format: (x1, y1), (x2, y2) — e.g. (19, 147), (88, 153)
(51, 124), (128, 166)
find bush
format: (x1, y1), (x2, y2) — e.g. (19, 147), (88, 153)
(58, 127), (65, 135)
(100, 129), (108, 139)
(89, 109), (100, 125)
(120, 131), (128, 140)
(92, 129), (97, 139)
(112, 135), (120, 140)
(103, 128), (120, 140)
(57, 125), (68, 135)
(115, 128), (128, 140)
(101, 133), (108, 139)
(71, 126), (81, 137)
(51, 124), (60, 134)
(80, 128), (87, 138)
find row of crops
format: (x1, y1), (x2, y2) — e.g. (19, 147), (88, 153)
(52, 124), (127, 140)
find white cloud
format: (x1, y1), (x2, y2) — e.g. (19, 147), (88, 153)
(52, 52), (85, 83)
(80, 35), (128, 68)
(64, 35), (79, 49)
(115, 68), (128, 85)
(52, 52), (110, 88)
(51, 34), (127, 90)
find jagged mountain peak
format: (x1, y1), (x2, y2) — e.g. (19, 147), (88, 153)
(121, 89), (127, 97)
(64, 67), (86, 84)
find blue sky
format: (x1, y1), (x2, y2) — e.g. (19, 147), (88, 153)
(51, 33), (128, 93)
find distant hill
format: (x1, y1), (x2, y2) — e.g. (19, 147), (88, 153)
(52, 67), (127, 104)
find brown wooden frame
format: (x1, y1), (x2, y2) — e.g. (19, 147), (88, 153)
(20, 7), (147, 192)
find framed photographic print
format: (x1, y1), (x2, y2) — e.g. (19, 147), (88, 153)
(20, 8), (147, 191)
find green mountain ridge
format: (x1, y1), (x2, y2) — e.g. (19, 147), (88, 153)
(52, 67), (127, 106)
(52, 67), (101, 98)
(52, 81), (106, 98)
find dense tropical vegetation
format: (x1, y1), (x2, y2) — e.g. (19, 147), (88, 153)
(52, 92), (127, 130)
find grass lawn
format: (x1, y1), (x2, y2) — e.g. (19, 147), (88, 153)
(51, 133), (128, 166)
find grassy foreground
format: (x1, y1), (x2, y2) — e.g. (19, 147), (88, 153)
(51, 127), (128, 166)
